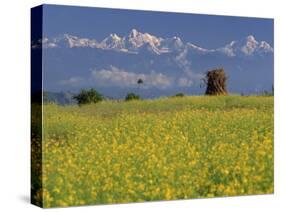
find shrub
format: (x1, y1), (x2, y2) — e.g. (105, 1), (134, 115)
(172, 93), (185, 97)
(73, 88), (103, 105)
(125, 93), (140, 101)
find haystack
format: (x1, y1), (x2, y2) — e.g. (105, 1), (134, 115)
(205, 68), (228, 95)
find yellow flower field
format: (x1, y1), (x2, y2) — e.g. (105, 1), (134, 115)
(33, 96), (273, 207)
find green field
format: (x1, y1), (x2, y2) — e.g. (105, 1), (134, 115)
(33, 96), (274, 207)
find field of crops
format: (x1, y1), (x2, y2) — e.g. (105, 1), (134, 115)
(34, 96), (273, 207)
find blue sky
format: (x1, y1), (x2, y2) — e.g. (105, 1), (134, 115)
(43, 4), (273, 49)
(39, 4), (274, 97)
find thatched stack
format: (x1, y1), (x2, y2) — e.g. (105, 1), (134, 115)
(205, 68), (228, 95)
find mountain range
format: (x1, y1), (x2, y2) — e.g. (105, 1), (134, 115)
(32, 29), (274, 98)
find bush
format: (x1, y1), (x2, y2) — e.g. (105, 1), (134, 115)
(73, 89), (103, 105)
(172, 93), (185, 97)
(125, 93), (140, 101)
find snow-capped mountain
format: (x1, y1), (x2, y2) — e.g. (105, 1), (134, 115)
(100, 33), (125, 50)
(217, 35), (273, 57)
(127, 29), (161, 49)
(33, 29), (273, 98)
(34, 29), (273, 57)
(64, 34), (97, 48)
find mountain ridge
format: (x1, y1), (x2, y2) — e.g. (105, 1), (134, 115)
(32, 29), (273, 57)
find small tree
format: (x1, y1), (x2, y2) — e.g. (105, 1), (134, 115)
(137, 78), (143, 85)
(137, 78), (144, 97)
(125, 93), (140, 101)
(73, 88), (103, 105)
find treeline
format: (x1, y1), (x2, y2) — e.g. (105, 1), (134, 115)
(72, 89), (185, 105)
(41, 89), (187, 106)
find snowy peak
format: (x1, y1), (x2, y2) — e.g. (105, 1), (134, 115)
(100, 33), (125, 49)
(239, 35), (273, 55)
(40, 34), (98, 48)
(127, 28), (161, 49)
(129, 28), (139, 38)
(160, 36), (184, 52)
(241, 35), (259, 55)
(246, 35), (258, 44)
(110, 33), (121, 41)
(259, 41), (274, 53)
(64, 34), (83, 48)
(218, 35), (273, 57)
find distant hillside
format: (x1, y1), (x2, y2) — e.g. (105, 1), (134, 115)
(43, 91), (77, 105)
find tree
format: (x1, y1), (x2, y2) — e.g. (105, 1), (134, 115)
(125, 93), (140, 101)
(137, 78), (143, 85)
(73, 88), (103, 105)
